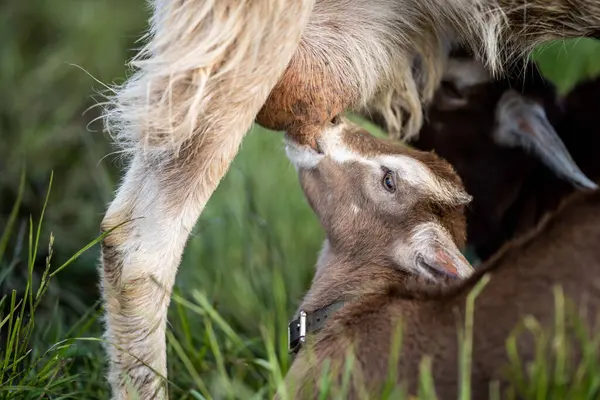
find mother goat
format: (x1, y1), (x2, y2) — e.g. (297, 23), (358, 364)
(99, 1), (600, 398)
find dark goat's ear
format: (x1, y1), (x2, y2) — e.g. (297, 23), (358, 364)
(494, 91), (597, 191)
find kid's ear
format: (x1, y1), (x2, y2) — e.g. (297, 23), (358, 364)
(410, 224), (474, 279)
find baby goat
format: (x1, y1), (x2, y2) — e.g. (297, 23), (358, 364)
(282, 119), (600, 399)
(99, 0), (600, 396)
(405, 53), (598, 259)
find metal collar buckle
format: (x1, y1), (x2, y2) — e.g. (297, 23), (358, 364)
(288, 310), (307, 354)
(287, 300), (348, 354)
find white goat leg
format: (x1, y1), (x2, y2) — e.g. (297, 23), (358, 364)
(100, 1), (315, 398)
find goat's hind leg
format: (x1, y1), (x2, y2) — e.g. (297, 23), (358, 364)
(100, 156), (188, 399)
(100, 0), (315, 398)
(101, 145), (244, 398)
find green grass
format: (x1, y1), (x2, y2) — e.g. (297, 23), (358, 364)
(1, 0), (600, 398)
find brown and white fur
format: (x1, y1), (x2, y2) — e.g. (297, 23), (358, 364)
(282, 119), (600, 399)
(99, 0), (600, 397)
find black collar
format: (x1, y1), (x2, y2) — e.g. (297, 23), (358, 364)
(287, 300), (347, 354)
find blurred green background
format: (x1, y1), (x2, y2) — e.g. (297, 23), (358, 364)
(1, 0), (600, 398)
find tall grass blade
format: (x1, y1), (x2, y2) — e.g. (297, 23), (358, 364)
(458, 273), (491, 400)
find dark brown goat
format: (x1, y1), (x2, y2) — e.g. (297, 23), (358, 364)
(508, 76), (600, 241)
(401, 52), (599, 259)
(281, 118), (600, 399)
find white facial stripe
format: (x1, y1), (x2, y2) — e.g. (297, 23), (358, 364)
(285, 121), (469, 205)
(318, 124), (364, 164)
(377, 154), (470, 205)
(315, 123), (469, 205)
